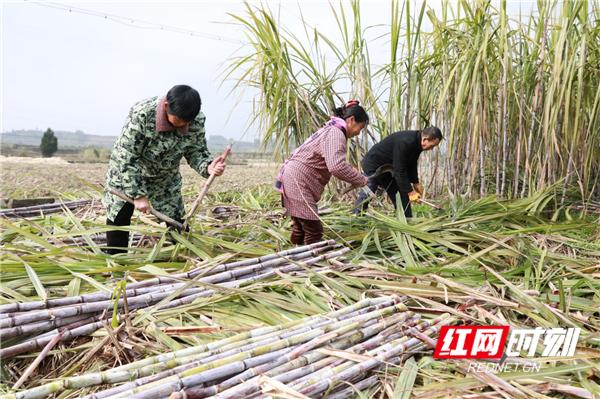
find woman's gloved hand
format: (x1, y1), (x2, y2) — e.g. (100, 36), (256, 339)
(360, 186), (376, 198)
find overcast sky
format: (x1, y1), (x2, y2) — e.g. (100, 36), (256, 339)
(2, 0), (538, 140)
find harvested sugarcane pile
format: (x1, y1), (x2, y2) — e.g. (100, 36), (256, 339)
(50, 232), (146, 247)
(1, 296), (453, 399)
(1, 186), (598, 397)
(0, 240), (349, 360)
(0, 200), (95, 219)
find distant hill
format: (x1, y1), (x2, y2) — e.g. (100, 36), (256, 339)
(1, 130), (116, 148)
(0, 130), (265, 152)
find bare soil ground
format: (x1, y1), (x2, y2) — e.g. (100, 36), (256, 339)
(0, 156), (278, 199)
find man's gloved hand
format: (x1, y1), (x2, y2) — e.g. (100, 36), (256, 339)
(413, 183), (424, 196)
(408, 190), (421, 203)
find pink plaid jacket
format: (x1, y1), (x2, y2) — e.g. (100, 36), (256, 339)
(278, 123), (367, 220)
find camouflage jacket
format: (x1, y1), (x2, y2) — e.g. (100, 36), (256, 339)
(103, 96), (212, 221)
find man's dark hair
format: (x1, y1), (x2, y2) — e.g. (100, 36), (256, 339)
(166, 85), (201, 122)
(421, 126), (443, 141)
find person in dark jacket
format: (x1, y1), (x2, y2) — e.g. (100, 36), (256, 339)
(353, 127), (442, 217)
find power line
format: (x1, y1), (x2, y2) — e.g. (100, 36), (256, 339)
(24, 0), (245, 45)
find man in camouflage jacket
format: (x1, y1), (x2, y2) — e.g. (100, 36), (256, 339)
(103, 85), (226, 254)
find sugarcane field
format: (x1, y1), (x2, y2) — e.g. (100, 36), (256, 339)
(1, 0), (599, 398)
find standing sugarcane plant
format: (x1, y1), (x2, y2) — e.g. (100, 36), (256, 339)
(226, 0), (600, 203)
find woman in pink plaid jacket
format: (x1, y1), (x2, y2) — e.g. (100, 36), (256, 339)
(276, 100), (369, 244)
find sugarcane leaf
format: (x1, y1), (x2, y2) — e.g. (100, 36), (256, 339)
(145, 233), (167, 263)
(139, 264), (171, 277)
(578, 374), (600, 396)
(169, 231), (210, 259)
(0, 218), (56, 250)
(67, 277), (81, 297)
(316, 348), (372, 362)
(0, 285), (30, 302)
(392, 357), (418, 399)
(22, 259), (47, 301)
(60, 200), (101, 254)
(63, 270), (111, 293)
(146, 322), (183, 351)
(259, 375), (311, 399)
(111, 286), (121, 328)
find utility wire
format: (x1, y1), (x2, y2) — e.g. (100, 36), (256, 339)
(24, 0), (245, 45)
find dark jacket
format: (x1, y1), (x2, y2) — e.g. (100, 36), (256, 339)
(362, 130), (422, 192)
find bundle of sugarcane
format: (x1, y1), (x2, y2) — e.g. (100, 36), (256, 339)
(50, 232), (146, 247)
(0, 295), (453, 399)
(0, 199), (94, 218)
(0, 240), (349, 359)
